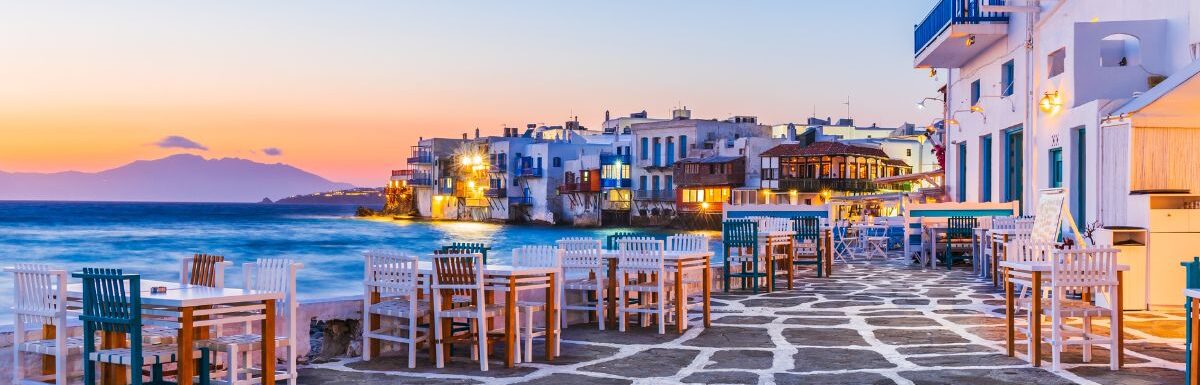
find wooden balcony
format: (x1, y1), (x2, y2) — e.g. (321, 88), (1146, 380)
(776, 178), (878, 193)
(677, 201), (723, 213)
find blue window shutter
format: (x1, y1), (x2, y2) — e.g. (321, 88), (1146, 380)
(640, 138), (648, 160)
(679, 135), (688, 158)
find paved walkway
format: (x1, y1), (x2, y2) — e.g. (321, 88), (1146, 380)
(298, 259), (1187, 384)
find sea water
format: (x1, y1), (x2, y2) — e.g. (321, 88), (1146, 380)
(0, 201), (714, 321)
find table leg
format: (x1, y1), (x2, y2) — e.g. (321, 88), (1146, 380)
(764, 239), (774, 293)
(929, 230), (938, 269)
(675, 261), (685, 334)
(992, 237), (1000, 287)
(178, 307), (195, 385)
(101, 330), (127, 385)
(786, 237), (794, 289)
(546, 272), (557, 360)
(824, 230), (832, 277)
(262, 300), (276, 385)
(369, 291), (381, 357)
(41, 325), (56, 375)
(1004, 267), (1014, 357)
(1117, 270), (1124, 368)
(702, 260), (711, 328)
(607, 259), (618, 328)
(505, 278), (517, 368)
(1031, 271), (1042, 367)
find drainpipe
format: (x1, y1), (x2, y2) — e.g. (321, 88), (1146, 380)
(1024, 0), (1062, 214)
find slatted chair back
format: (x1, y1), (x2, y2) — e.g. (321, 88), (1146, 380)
(947, 217), (978, 240)
(363, 251), (420, 298)
(512, 245), (561, 269)
(243, 258), (302, 343)
(666, 234), (709, 252)
(74, 268), (145, 385)
(992, 216), (1016, 230)
(617, 238), (665, 276)
(791, 217), (821, 244)
(759, 218), (791, 233)
(1049, 247), (1118, 295)
(1014, 217), (1036, 232)
(605, 232), (639, 250)
(181, 253), (229, 288)
(431, 253), (484, 302)
(7, 264), (69, 327)
(558, 238), (604, 281)
(1005, 238), (1053, 263)
(722, 219), (758, 248)
(439, 243), (490, 264)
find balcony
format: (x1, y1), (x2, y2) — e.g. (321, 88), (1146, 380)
(406, 155), (433, 165)
(603, 200), (631, 211)
(601, 178), (632, 189)
(777, 178), (877, 193)
(489, 164), (508, 173)
(517, 167), (543, 178)
(914, 0), (1009, 68)
(509, 196), (534, 206)
(633, 189), (676, 201)
(677, 201), (724, 213)
(437, 185), (455, 195)
(558, 182), (600, 194)
(408, 178), (434, 186)
(391, 169), (412, 178)
(484, 188), (507, 198)
(464, 198), (488, 207)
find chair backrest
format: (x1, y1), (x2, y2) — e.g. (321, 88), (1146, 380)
(6, 264), (69, 327)
(363, 251), (420, 298)
(723, 219), (758, 247)
(1005, 238), (1053, 263)
(760, 217), (791, 233)
(1014, 217), (1036, 231)
(1049, 247), (1118, 292)
(992, 216), (1016, 230)
(947, 216), (978, 239)
(666, 234), (709, 252)
(181, 253), (230, 288)
(617, 238), (665, 274)
(558, 238), (604, 279)
(1182, 257), (1200, 290)
(512, 245), (561, 269)
(431, 253), (485, 305)
(74, 268), (141, 335)
(792, 217), (821, 243)
(605, 232), (638, 250)
(439, 243), (490, 264)
(243, 258), (303, 340)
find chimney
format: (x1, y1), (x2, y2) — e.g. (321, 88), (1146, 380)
(462, 133), (468, 140)
(787, 123), (797, 141)
(605, 110), (610, 122)
(475, 128), (480, 139)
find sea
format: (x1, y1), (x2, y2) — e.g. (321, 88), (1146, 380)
(0, 201), (715, 321)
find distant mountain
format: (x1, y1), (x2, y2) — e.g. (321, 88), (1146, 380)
(274, 187), (385, 207)
(0, 154), (354, 203)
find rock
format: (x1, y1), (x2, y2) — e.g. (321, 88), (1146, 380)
(259, 197), (273, 204)
(355, 206), (377, 217)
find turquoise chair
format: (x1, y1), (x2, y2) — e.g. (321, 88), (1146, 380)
(1183, 257), (1200, 384)
(723, 219), (763, 294)
(943, 216), (978, 270)
(439, 242), (490, 264)
(606, 232), (638, 250)
(791, 217), (824, 278)
(75, 267), (211, 385)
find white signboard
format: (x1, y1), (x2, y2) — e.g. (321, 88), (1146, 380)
(1030, 189), (1067, 242)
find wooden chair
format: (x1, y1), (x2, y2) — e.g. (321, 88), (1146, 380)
(439, 243), (491, 264)
(75, 268), (211, 385)
(722, 219), (763, 293)
(8, 264), (75, 385)
(510, 245), (560, 362)
(1038, 247), (1121, 371)
(665, 234), (708, 330)
(941, 216), (978, 269)
(196, 259), (302, 385)
(430, 253), (505, 371)
(361, 252), (429, 368)
(557, 238), (606, 331)
(181, 254), (231, 288)
(791, 217), (824, 277)
(615, 238), (668, 334)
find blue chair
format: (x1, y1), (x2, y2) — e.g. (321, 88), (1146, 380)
(1183, 257), (1200, 384)
(606, 232), (639, 250)
(439, 242), (490, 264)
(791, 217), (824, 277)
(723, 220), (764, 294)
(942, 216), (978, 270)
(75, 268), (210, 385)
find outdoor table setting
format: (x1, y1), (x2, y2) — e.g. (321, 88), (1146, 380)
(599, 249), (714, 333)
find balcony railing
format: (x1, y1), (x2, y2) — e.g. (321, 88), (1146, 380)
(406, 155), (433, 164)
(633, 189), (676, 201)
(484, 188), (507, 198)
(777, 178), (878, 193)
(489, 164), (508, 173)
(603, 200), (631, 211)
(391, 169), (412, 178)
(517, 167), (543, 178)
(465, 198), (488, 207)
(677, 201), (724, 213)
(408, 178), (434, 186)
(509, 196), (534, 206)
(437, 185), (455, 195)
(914, 0), (1009, 55)
(558, 182), (600, 194)
(600, 178), (632, 189)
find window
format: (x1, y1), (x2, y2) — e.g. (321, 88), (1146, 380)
(980, 135), (992, 202)
(640, 138), (648, 160)
(970, 80), (981, 106)
(552, 157), (562, 167)
(679, 135), (687, 158)
(1049, 148), (1063, 188)
(1101, 34), (1140, 67)
(652, 137), (661, 166)
(665, 137), (675, 165)
(1074, 127), (1086, 228)
(906, 149), (912, 157)
(639, 175), (647, 191)
(1048, 48), (1066, 78)
(1001, 60), (1015, 97)
(957, 143), (967, 202)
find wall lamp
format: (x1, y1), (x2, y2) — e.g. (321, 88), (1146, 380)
(915, 97), (945, 110)
(1040, 91), (1063, 114)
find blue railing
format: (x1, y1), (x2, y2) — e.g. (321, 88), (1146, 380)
(914, 0), (1009, 55)
(601, 178), (633, 189)
(408, 178), (434, 186)
(406, 155), (433, 164)
(600, 153), (630, 166)
(484, 188), (507, 198)
(509, 196), (533, 206)
(518, 167), (543, 178)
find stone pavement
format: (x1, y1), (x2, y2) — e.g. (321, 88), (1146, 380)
(298, 259), (1187, 384)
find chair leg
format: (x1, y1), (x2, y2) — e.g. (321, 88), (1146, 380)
(228, 344), (240, 385)
(1082, 315), (1093, 363)
(408, 316), (418, 369)
(596, 286), (606, 331)
(434, 315), (445, 369)
(1110, 309), (1120, 371)
(657, 288), (666, 335)
(524, 307), (534, 363)
(618, 280), (627, 332)
(200, 348), (211, 385)
(476, 318), (489, 372)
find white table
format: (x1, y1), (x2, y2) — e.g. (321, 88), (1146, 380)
(999, 261), (1129, 368)
(601, 250), (714, 333)
(68, 279), (281, 385)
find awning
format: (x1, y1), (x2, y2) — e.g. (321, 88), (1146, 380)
(1109, 59), (1200, 128)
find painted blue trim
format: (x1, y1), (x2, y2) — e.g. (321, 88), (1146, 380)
(908, 209), (1014, 217)
(726, 210), (829, 219)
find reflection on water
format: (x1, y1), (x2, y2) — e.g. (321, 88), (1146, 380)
(0, 201), (718, 321)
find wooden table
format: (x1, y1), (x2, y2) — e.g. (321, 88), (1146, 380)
(68, 280), (281, 385)
(999, 261), (1128, 368)
(413, 261), (558, 368)
(601, 250), (714, 334)
(989, 229), (1026, 287)
(762, 231), (796, 292)
(1185, 288), (1200, 385)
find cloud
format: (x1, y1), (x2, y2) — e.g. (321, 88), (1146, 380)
(154, 135), (208, 151)
(262, 147), (283, 156)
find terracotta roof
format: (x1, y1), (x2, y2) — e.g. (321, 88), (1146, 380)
(883, 159), (911, 167)
(760, 142), (890, 158)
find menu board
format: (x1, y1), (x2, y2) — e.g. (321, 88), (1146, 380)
(1030, 189), (1067, 242)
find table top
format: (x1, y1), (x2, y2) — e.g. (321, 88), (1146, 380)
(415, 261), (558, 277)
(600, 250), (715, 261)
(990, 228), (1031, 235)
(1184, 288), (1200, 299)
(999, 260), (1131, 272)
(67, 279), (281, 308)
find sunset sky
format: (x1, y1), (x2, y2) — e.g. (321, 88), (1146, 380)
(0, 1), (942, 187)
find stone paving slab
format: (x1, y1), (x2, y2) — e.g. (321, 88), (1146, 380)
(299, 258), (1186, 385)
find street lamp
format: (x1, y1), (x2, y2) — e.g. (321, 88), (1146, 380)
(916, 97), (945, 110)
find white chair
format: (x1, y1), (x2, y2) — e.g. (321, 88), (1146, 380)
(362, 252), (430, 368)
(1040, 247), (1121, 371)
(7, 264), (75, 385)
(666, 234), (708, 330)
(557, 238), (606, 330)
(830, 220), (854, 264)
(510, 245), (561, 363)
(196, 258), (302, 385)
(143, 254), (234, 346)
(431, 253), (505, 371)
(616, 238), (668, 334)
(860, 226), (889, 260)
